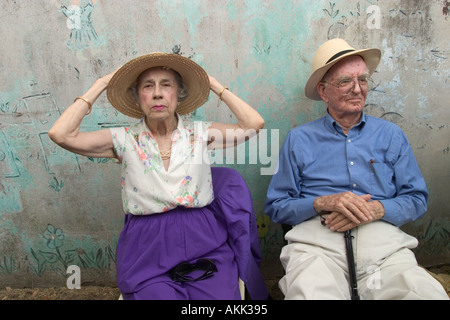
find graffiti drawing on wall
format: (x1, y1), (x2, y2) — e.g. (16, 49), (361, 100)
(323, 1), (382, 38)
(0, 130), (20, 178)
(23, 93), (81, 174)
(0, 224), (116, 278)
(28, 224), (116, 277)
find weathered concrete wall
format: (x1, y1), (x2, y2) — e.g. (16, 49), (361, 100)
(0, 0), (449, 288)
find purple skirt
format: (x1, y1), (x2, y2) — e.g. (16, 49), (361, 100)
(116, 206), (241, 300)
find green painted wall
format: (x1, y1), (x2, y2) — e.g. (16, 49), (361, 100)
(1, 0), (449, 287)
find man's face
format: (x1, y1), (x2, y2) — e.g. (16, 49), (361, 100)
(317, 56), (369, 119)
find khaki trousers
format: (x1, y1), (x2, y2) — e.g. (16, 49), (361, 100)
(279, 216), (448, 300)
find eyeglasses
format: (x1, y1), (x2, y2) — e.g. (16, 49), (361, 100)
(323, 76), (371, 96)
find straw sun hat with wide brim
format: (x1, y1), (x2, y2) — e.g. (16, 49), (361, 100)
(304, 39), (382, 100)
(107, 52), (210, 118)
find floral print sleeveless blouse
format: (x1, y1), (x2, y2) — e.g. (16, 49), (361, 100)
(110, 115), (214, 215)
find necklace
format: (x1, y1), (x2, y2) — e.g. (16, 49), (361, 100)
(154, 116), (178, 161)
(160, 148), (171, 160)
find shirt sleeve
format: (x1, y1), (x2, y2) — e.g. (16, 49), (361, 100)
(264, 131), (318, 225)
(109, 127), (127, 161)
(379, 129), (428, 227)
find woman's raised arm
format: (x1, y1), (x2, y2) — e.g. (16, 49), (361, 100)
(207, 76), (264, 149)
(48, 71), (117, 158)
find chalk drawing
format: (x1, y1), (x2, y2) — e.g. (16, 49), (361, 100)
(0, 130), (20, 178)
(325, 1), (380, 39)
(48, 175), (64, 192)
(350, 2), (362, 17)
(430, 48), (448, 60)
(29, 224), (116, 277)
(380, 111), (407, 128)
(323, 2), (340, 19)
(60, 0), (105, 51)
(23, 93), (81, 174)
(325, 1), (346, 39)
(0, 254), (16, 275)
(0, 101), (10, 113)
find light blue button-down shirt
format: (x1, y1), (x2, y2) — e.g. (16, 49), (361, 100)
(265, 111), (428, 227)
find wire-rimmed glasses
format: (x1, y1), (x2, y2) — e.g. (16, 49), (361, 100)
(322, 76), (372, 96)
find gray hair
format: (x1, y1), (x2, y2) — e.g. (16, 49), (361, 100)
(128, 67), (189, 103)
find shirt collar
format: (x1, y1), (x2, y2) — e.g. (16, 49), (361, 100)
(175, 113), (184, 131)
(325, 109), (367, 135)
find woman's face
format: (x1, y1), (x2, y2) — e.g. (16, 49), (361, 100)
(136, 67), (179, 120)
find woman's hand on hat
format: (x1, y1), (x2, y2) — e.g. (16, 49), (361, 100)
(208, 75), (221, 93)
(209, 75), (229, 102)
(99, 68), (120, 88)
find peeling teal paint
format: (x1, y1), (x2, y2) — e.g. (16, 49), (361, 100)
(226, 1), (240, 22)
(0, 183), (23, 215)
(181, 1), (205, 36)
(0, 219), (19, 237)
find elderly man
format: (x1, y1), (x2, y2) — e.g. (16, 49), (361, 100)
(265, 39), (448, 300)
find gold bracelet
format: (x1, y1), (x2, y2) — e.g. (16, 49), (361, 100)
(74, 96), (92, 115)
(218, 86), (229, 101)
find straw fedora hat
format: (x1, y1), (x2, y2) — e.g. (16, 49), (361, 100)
(107, 52), (210, 118)
(304, 39), (381, 100)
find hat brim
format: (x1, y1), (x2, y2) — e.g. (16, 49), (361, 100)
(304, 48), (381, 100)
(107, 53), (210, 118)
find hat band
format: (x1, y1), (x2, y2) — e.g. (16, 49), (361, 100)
(326, 49), (356, 64)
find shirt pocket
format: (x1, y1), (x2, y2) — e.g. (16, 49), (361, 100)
(369, 162), (395, 198)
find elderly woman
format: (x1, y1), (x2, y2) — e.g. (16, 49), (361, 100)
(49, 53), (266, 300)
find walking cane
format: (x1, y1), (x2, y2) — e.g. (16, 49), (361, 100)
(344, 230), (360, 300)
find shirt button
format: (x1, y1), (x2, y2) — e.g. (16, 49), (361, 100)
(353, 183), (357, 187)
(348, 139), (351, 143)
(350, 161), (354, 166)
